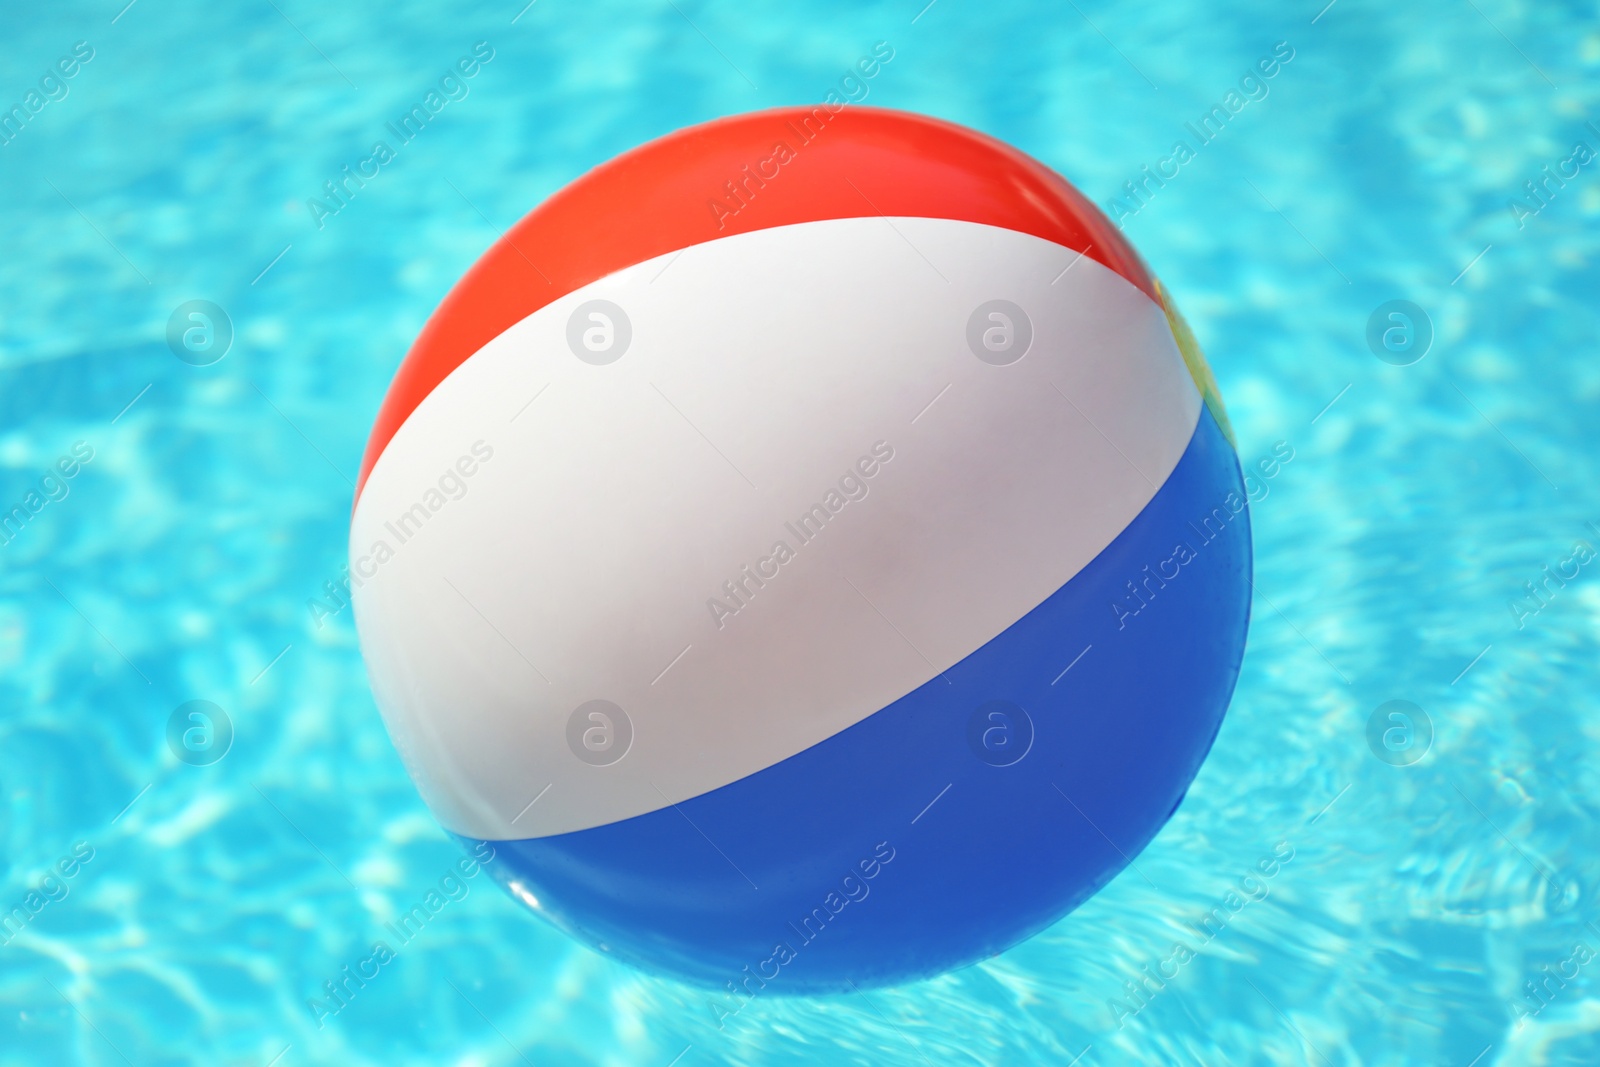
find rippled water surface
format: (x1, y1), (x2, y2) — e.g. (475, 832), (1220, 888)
(2, 1), (1598, 1064)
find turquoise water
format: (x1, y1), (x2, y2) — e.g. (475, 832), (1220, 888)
(3, 0), (1598, 1064)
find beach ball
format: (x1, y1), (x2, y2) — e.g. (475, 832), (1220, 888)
(350, 106), (1251, 993)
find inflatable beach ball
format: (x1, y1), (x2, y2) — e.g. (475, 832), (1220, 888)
(351, 106), (1251, 992)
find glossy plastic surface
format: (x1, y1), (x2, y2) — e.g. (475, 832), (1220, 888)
(355, 106), (1159, 497)
(469, 406), (1250, 992)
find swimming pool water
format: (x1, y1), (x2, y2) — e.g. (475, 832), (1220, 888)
(2, 1), (1598, 1064)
